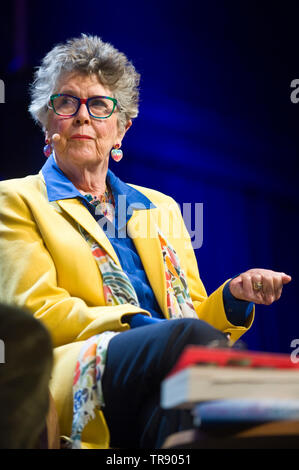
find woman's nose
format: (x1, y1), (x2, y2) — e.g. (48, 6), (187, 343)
(74, 103), (90, 125)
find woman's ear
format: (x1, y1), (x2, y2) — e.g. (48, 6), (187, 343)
(125, 120), (132, 132)
(118, 120), (132, 143)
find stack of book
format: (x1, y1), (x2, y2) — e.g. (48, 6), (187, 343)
(161, 346), (299, 429)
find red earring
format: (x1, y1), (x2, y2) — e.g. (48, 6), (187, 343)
(43, 138), (52, 158)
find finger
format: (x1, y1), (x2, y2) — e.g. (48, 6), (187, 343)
(273, 276), (283, 301)
(228, 277), (243, 300)
(232, 275), (242, 284)
(281, 273), (292, 284)
(251, 274), (264, 304)
(240, 274), (255, 302)
(260, 275), (275, 305)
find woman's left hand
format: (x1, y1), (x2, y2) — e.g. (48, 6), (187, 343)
(229, 269), (292, 305)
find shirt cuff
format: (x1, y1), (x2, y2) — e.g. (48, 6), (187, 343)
(129, 313), (165, 328)
(223, 280), (254, 326)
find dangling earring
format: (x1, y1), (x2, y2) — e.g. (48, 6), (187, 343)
(43, 138), (52, 158)
(111, 144), (123, 162)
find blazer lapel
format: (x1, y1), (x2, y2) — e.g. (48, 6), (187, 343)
(58, 199), (168, 317)
(127, 208), (168, 317)
(57, 198), (120, 266)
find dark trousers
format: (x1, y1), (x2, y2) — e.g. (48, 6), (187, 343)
(102, 318), (228, 448)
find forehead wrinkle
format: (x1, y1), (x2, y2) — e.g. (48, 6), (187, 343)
(56, 72), (111, 99)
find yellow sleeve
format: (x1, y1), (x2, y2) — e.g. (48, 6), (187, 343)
(0, 186), (148, 347)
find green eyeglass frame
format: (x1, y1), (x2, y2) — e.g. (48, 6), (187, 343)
(48, 93), (118, 119)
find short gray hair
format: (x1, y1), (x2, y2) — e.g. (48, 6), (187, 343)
(29, 34), (140, 132)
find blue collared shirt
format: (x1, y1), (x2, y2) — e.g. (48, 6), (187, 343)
(41, 154), (253, 327)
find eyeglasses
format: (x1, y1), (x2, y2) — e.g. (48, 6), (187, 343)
(48, 94), (118, 119)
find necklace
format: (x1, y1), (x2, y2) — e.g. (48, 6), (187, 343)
(84, 185), (115, 220)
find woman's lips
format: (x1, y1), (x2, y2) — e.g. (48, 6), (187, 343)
(70, 134), (93, 140)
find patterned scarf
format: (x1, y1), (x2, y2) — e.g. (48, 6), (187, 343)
(70, 203), (197, 448)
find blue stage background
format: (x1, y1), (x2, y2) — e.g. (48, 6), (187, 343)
(0, 0), (298, 353)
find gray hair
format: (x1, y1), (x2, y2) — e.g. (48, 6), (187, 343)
(29, 34), (140, 132)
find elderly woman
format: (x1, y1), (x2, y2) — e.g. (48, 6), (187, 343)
(0, 35), (291, 449)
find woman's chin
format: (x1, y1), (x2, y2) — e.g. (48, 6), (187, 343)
(68, 149), (103, 165)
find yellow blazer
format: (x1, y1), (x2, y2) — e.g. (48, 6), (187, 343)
(0, 171), (254, 448)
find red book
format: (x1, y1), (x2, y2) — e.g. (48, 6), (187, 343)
(161, 347), (299, 409)
(168, 346), (299, 377)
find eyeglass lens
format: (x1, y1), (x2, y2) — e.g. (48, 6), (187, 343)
(52, 95), (115, 118)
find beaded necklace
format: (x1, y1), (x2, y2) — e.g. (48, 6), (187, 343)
(83, 184), (115, 221)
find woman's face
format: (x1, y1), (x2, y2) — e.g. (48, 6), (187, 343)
(46, 72), (130, 170)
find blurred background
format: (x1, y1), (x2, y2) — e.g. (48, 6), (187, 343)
(0, 0), (298, 353)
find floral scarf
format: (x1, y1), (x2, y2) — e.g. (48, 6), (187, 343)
(70, 200), (197, 448)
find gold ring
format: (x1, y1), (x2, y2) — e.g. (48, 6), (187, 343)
(253, 281), (263, 291)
